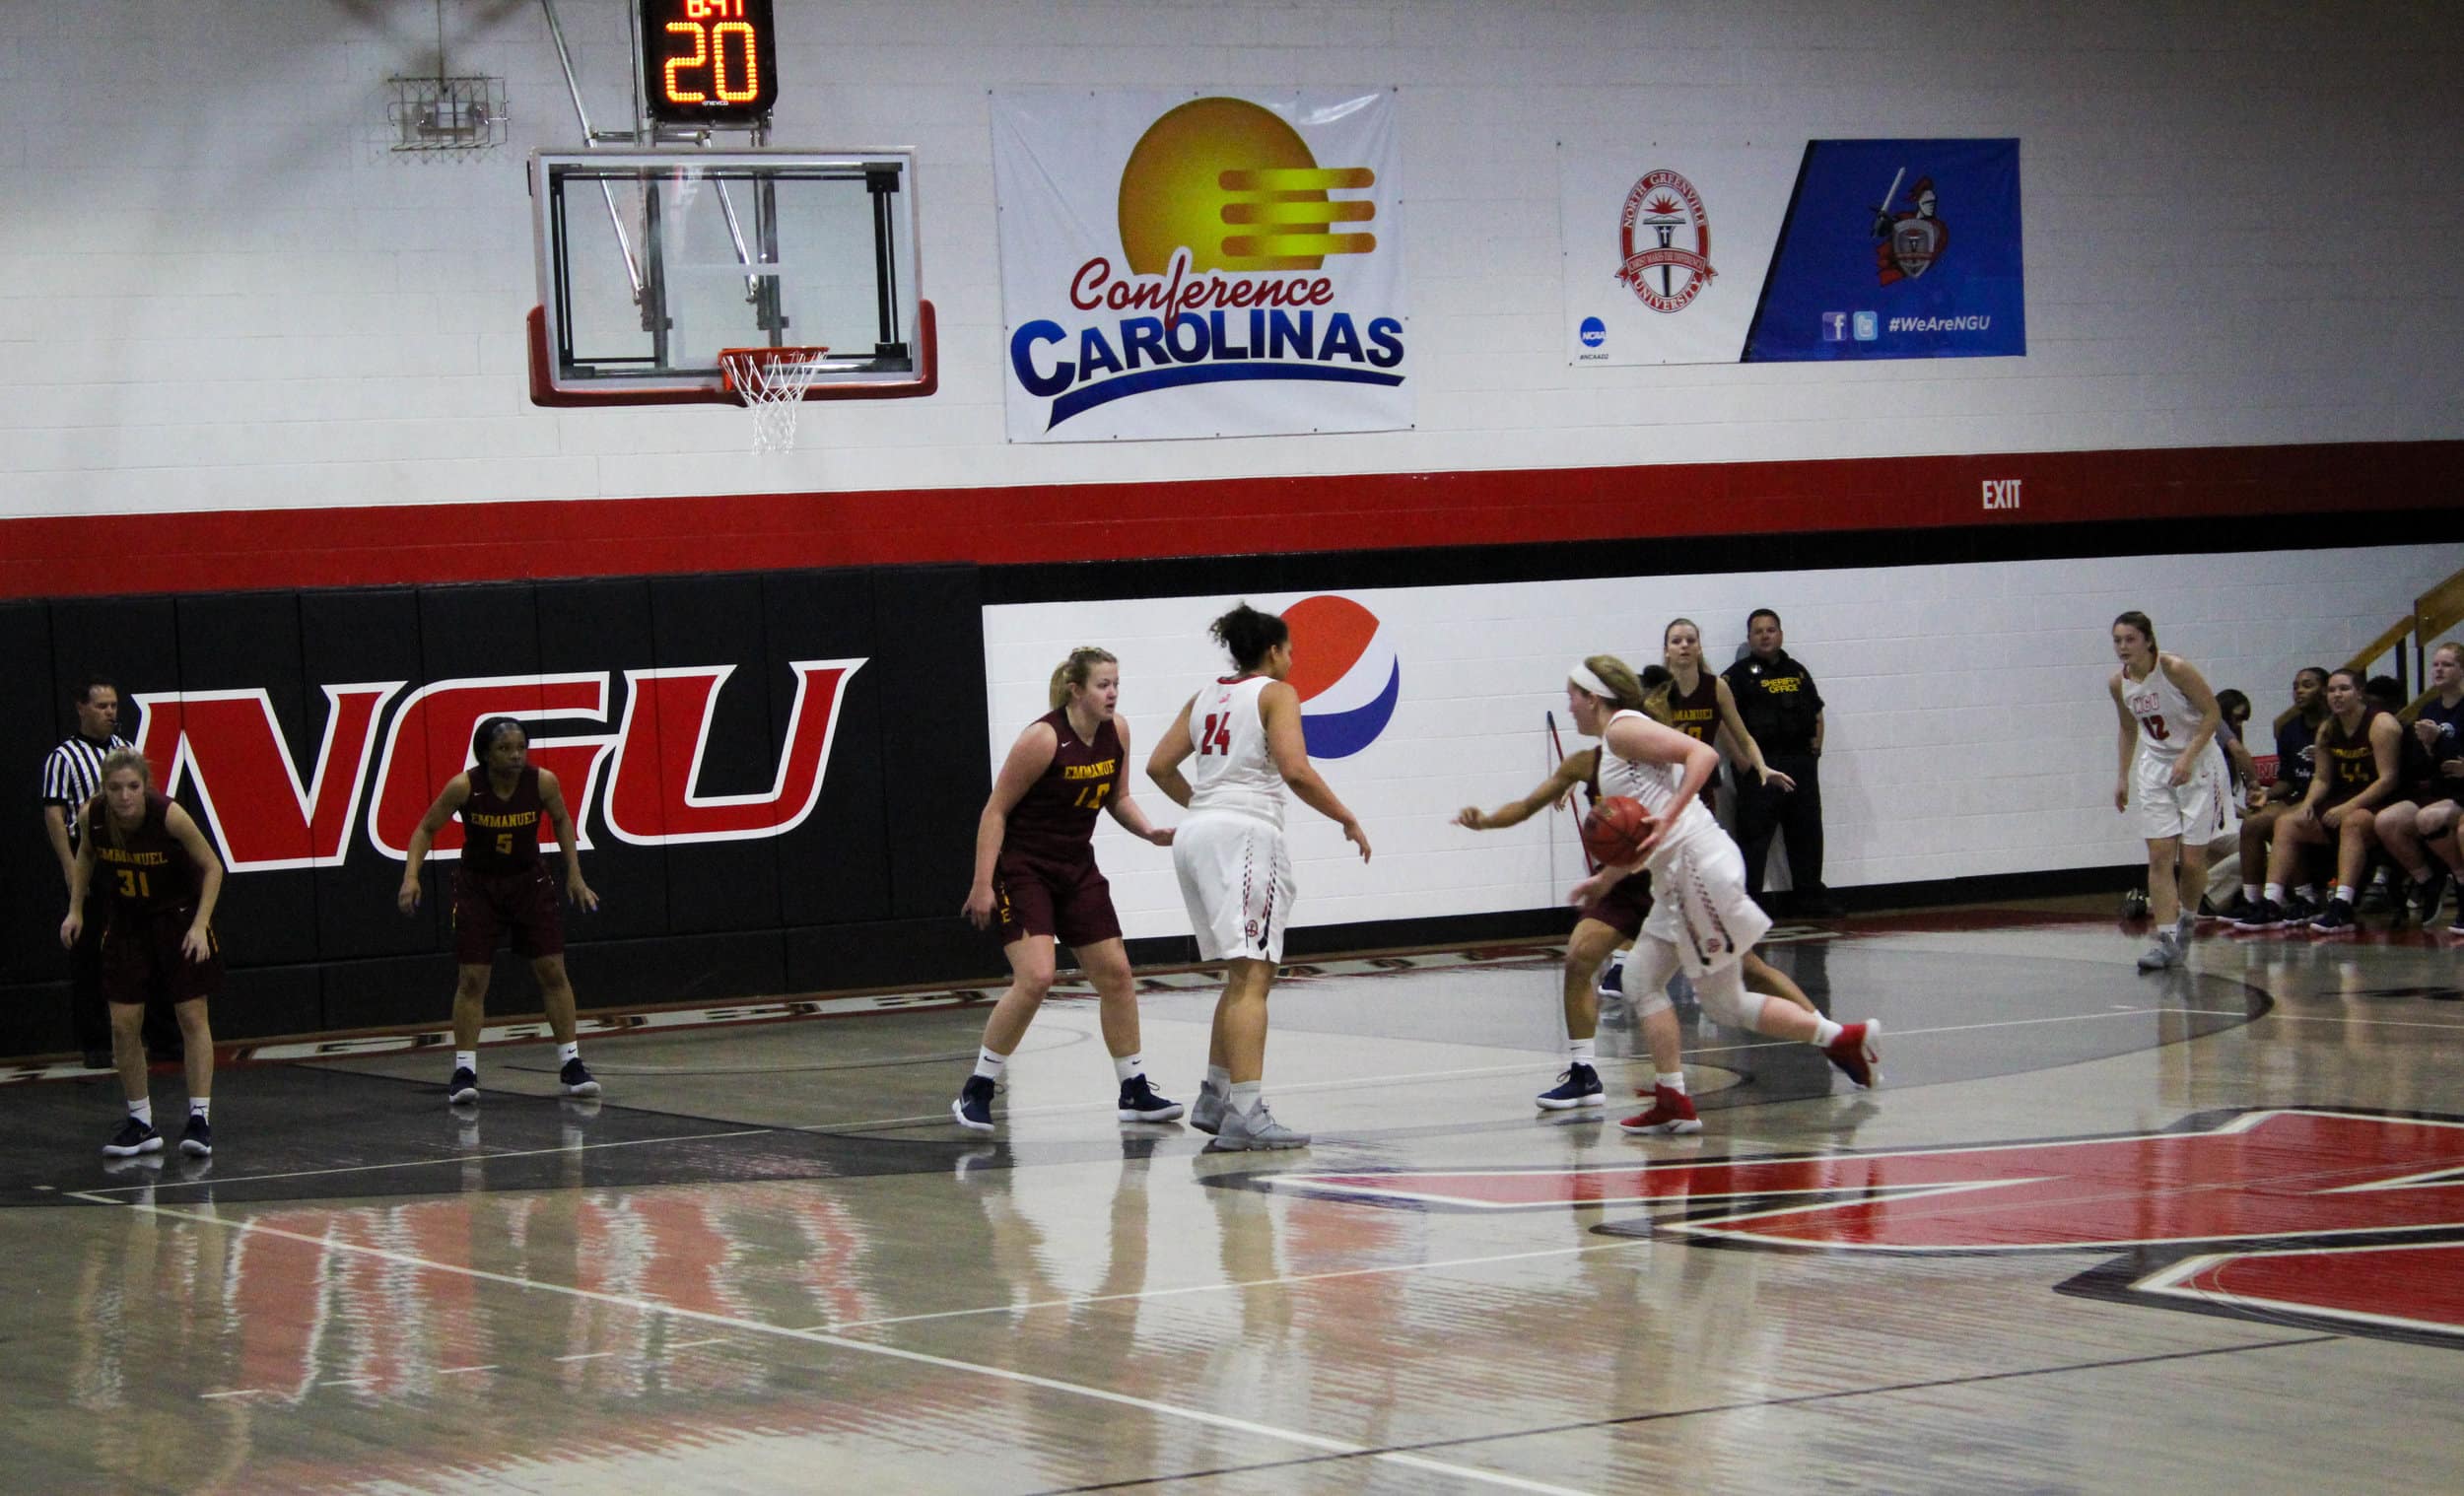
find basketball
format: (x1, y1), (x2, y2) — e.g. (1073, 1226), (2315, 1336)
(1581, 795), (1656, 866)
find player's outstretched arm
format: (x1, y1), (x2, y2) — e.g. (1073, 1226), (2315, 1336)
(2158, 653), (2224, 785)
(165, 802), (225, 962)
(399, 776), (471, 915)
(59, 815), (98, 948)
(1145, 696), (1199, 810)
(538, 768), (597, 912)
(2108, 675), (2138, 812)
(1457, 749), (1593, 831)
(1262, 683), (1369, 861)
(1099, 718), (1172, 848)
(1712, 677), (1793, 791)
(963, 721), (1059, 927)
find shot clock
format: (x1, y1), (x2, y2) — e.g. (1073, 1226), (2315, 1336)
(642, 0), (779, 124)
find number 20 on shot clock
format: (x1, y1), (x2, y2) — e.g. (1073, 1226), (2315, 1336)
(642, 0), (779, 124)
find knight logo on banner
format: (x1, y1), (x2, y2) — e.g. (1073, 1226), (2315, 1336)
(1872, 170), (1949, 284)
(992, 90), (1411, 442)
(128, 661), (862, 871)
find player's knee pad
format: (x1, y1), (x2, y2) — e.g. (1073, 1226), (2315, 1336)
(1695, 962), (1758, 1027)
(1621, 940), (1679, 1018)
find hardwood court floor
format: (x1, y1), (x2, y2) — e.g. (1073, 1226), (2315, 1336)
(3, 904), (2461, 1494)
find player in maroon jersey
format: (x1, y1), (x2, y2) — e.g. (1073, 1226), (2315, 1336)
(59, 749), (226, 1159)
(1652, 617), (1793, 816)
(399, 716), (601, 1106)
(953, 647), (1181, 1131)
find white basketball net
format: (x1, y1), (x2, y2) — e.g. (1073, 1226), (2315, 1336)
(719, 349), (828, 453)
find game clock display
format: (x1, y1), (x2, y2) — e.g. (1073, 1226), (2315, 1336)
(642, 0), (779, 124)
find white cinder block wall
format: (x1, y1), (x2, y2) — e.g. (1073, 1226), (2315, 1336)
(0, 1), (2457, 516)
(5, 4), (2456, 922)
(987, 543), (2464, 935)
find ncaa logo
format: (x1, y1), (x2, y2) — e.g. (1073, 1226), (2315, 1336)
(1281, 594), (1399, 759)
(1578, 316), (1607, 349)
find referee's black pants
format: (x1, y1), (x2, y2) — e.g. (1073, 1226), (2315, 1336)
(1736, 750), (1826, 908)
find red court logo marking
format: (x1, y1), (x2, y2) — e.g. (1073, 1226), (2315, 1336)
(1271, 1109), (2464, 1346)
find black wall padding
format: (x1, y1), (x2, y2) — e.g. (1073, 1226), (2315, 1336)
(868, 565), (992, 920)
(2, 601), (62, 995)
(174, 591), (320, 966)
(649, 571), (787, 935)
(302, 587), (436, 962)
(536, 577), (666, 943)
(0, 566), (1002, 1059)
(762, 567), (895, 928)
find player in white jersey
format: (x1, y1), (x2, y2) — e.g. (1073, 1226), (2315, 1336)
(2107, 610), (2234, 971)
(1148, 603), (1371, 1151)
(1563, 662), (1882, 1131)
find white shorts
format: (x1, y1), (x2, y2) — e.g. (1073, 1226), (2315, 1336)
(1638, 827), (1773, 978)
(1171, 810), (1296, 964)
(2134, 744), (2237, 844)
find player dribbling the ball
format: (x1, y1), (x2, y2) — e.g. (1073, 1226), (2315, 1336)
(1563, 660), (1882, 1132)
(1453, 653), (1815, 1117)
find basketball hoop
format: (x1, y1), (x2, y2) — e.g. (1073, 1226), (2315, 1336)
(718, 346), (830, 453)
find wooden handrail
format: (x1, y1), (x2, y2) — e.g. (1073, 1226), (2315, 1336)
(2256, 560), (2464, 739)
(2343, 616), (2415, 676)
(2420, 566), (2464, 645)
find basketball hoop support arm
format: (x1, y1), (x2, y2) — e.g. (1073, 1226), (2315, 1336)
(537, 0), (646, 305)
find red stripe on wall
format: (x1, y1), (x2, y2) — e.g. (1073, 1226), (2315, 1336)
(3, 440), (2456, 599)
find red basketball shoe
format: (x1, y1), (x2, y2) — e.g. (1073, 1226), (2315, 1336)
(1619, 1085), (1702, 1135)
(1823, 1020), (1882, 1089)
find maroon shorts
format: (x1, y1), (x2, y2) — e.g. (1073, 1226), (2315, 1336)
(994, 850), (1122, 950)
(1579, 870), (1655, 940)
(452, 863), (565, 965)
(101, 905), (223, 1007)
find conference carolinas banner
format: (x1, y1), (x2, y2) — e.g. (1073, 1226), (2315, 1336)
(1561, 137), (2024, 366)
(992, 90), (1412, 442)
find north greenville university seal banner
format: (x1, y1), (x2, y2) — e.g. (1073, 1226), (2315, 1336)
(993, 90), (1411, 442)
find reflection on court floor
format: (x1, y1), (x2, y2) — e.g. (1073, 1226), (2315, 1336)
(5, 912), (2461, 1493)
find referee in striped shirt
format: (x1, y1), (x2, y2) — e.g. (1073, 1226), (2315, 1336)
(40, 677), (146, 1069)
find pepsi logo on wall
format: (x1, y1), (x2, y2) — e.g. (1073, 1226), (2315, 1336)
(1280, 594), (1399, 759)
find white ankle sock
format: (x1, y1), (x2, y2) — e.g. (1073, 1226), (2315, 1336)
(128, 1098), (153, 1125)
(189, 1098), (210, 1121)
(2243, 883), (2262, 903)
(1113, 1053), (1143, 1083)
(454, 1050), (478, 1075)
(558, 1042), (580, 1064)
(973, 1047), (1007, 1081)
(1568, 1039), (1596, 1064)
(1656, 1071), (1686, 1095)
(1205, 1064), (1231, 1093)
(1810, 1017), (1843, 1046)
(1228, 1081), (1263, 1113)
(2334, 884), (2356, 905)
(2265, 883), (2285, 903)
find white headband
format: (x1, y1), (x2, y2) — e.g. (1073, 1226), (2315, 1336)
(1568, 662), (1612, 699)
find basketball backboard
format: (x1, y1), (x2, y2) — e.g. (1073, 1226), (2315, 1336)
(526, 150), (934, 406)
